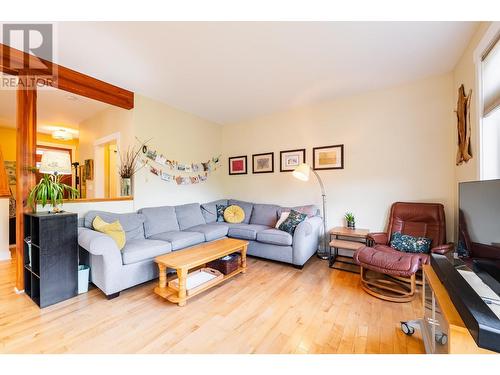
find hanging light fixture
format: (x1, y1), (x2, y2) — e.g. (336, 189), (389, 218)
(52, 129), (73, 141)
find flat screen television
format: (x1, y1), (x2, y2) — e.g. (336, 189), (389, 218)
(458, 179), (500, 287)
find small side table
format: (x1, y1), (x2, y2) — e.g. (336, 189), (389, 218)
(329, 227), (369, 273)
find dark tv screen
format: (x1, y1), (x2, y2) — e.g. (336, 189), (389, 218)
(458, 179), (500, 282)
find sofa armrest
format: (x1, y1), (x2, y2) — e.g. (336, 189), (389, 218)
(78, 227), (121, 256)
(78, 227), (124, 296)
(431, 243), (454, 255)
(292, 216), (322, 266)
(367, 232), (389, 246)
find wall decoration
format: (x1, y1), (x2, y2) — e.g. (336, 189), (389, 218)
(313, 144), (344, 170)
(84, 159), (94, 180)
(252, 152), (274, 174)
(280, 149), (305, 172)
(455, 84), (472, 165)
(138, 141), (221, 186)
(229, 155), (247, 175)
(4, 161), (16, 185)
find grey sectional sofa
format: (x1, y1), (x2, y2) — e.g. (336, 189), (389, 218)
(78, 199), (322, 298)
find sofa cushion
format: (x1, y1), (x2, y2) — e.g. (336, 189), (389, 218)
(250, 203), (280, 227)
(278, 205), (319, 218)
(226, 223), (270, 240)
(175, 203), (206, 230)
(139, 206), (180, 237)
(84, 211), (146, 241)
(228, 199), (254, 224)
(187, 223), (229, 241)
(149, 231), (205, 250)
(201, 199), (228, 223)
(256, 228), (293, 246)
(121, 239), (172, 265)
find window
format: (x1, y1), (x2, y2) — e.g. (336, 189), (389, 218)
(480, 32), (500, 180)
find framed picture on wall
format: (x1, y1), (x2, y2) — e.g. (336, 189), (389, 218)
(252, 152), (274, 174)
(313, 144), (344, 170)
(280, 149), (305, 172)
(228, 155), (247, 175)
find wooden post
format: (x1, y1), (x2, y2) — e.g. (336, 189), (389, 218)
(15, 77), (37, 292)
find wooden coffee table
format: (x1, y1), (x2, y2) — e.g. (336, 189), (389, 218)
(154, 238), (248, 306)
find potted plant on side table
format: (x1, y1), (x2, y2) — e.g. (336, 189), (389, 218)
(27, 151), (79, 213)
(345, 212), (356, 229)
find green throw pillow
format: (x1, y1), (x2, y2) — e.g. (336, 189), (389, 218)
(390, 232), (432, 254)
(278, 209), (307, 235)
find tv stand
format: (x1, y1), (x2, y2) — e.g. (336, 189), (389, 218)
(401, 265), (493, 354)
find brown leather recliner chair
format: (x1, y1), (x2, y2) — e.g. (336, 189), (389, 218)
(353, 202), (454, 302)
(367, 202), (454, 264)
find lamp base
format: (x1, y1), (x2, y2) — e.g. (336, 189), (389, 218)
(316, 251), (329, 260)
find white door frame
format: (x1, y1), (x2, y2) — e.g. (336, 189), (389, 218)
(93, 132), (121, 198)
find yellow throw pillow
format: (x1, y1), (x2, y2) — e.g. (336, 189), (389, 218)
(223, 205), (245, 224)
(92, 216), (126, 250)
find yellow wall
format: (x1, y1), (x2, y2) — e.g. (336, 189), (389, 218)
(221, 74), (457, 239)
(0, 126), (80, 162)
(0, 127), (16, 161)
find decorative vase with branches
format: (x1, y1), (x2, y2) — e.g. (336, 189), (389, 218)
(118, 140), (148, 196)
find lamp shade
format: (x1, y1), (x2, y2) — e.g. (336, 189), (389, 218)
(292, 163), (311, 181)
(39, 151), (72, 175)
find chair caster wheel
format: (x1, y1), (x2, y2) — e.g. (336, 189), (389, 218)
(401, 322), (415, 335)
(435, 333), (448, 345)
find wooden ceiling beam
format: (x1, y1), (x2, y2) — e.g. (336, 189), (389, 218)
(0, 43), (134, 110)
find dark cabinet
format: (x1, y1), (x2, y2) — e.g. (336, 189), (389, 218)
(23, 212), (78, 308)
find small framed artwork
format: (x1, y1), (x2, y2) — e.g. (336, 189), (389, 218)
(228, 155), (248, 175)
(280, 149), (306, 172)
(252, 152), (274, 174)
(313, 144), (344, 170)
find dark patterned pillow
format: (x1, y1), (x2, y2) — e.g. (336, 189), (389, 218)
(216, 204), (227, 222)
(390, 232), (432, 254)
(278, 209), (307, 235)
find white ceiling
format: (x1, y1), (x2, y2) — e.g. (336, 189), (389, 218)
(0, 80), (110, 136)
(7, 22), (479, 125)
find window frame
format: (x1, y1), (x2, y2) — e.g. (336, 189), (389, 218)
(473, 22), (500, 180)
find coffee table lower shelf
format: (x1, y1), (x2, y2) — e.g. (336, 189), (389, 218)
(154, 266), (245, 304)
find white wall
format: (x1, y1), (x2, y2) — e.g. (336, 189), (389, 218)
(131, 95), (225, 210)
(221, 74), (456, 239)
(59, 199), (135, 218)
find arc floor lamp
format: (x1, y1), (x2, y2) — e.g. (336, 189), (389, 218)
(292, 163), (329, 259)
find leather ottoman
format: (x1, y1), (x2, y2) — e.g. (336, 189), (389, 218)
(354, 246), (421, 302)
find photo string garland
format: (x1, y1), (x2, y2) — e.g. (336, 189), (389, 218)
(138, 142), (221, 186)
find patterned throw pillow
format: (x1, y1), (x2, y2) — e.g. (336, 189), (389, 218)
(390, 232), (432, 254)
(216, 204), (227, 222)
(278, 209), (307, 235)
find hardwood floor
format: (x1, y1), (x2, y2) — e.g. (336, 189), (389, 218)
(0, 255), (425, 354)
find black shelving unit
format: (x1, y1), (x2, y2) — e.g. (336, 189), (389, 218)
(24, 211), (78, 308)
